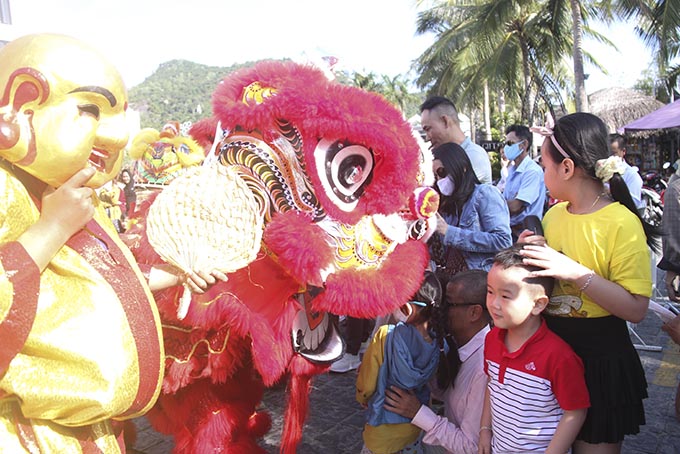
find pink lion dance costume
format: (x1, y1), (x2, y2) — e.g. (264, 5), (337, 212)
(133, 60), (438, 453)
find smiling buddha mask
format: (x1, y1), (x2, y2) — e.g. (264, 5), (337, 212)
(0, 33), (128, 188)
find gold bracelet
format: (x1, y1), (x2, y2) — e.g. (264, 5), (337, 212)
(479, 425), (492, 433)
(579, 270), (595, 292)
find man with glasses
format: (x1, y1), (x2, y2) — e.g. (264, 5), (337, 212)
(384, 270), (491, 453)
(503, 125), (546, 240)
(420, 96), (492, 184)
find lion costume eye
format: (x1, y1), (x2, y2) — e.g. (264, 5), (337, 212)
(314, 138), (374, 212)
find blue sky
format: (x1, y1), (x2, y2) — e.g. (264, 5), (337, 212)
(10, 0), (657, 95)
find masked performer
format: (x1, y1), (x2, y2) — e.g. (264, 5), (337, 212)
(0, 34), (221, 454)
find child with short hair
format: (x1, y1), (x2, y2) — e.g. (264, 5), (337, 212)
(479, 246), (590, 454)
(356, 271), (446, 454)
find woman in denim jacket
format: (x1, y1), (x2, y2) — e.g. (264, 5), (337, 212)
(431, 143), (512, 271)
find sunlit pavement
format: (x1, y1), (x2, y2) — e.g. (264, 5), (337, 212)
(133, 265), (680, 453)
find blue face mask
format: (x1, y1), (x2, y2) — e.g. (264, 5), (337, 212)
(503, 139), (526, 161)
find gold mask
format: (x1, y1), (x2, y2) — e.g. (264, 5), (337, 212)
(0, 34), (128, 188)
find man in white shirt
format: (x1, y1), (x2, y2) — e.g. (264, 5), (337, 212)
(384, 270), (491, 454)
(420, 97), (492, 184)
(610, 134), (644, 209)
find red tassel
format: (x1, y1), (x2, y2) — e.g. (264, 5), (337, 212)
(280, 356), (326, 454)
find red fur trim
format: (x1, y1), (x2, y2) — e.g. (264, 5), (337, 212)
(313, 240), (429, 318)
(247, 411), (272, 438)
(148, 369), (269, 454)
(126, 192), (164, 266)
(121, 420), (137, 450)
(280, 356), (327, 454)
(189, 117), (220, 153)
(208, 60), (420, 223)
(264, 211), (333, 287)
(161, 292), (295, 387)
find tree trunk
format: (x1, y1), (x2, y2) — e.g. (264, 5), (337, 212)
(520, 39), (532, 123)
(570, 0), (589, 112)
(483, 81), (492, 141)
(498, 91), (506, 133)
(470, 108), (477, 143)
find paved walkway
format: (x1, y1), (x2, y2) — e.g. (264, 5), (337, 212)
(132, 305), (680, 454)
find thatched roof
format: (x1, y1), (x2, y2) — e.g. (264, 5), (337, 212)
(588, 87), (664, 134)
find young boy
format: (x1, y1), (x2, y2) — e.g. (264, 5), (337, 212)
(479, 246), (590, 454)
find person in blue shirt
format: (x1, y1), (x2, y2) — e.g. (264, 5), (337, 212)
(356, 271), (446, 454)
(503, 125), (547, 239)
(609, 134), (644, 210)
(431, 143), (512, 273)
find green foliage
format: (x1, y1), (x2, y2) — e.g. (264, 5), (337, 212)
(488, 150), (502, 182)
(413, 0), (576, 123)
(128, 59), (258, 129)
(128, 61), (425, 129)
(340, 70), (425, 118)
(633, 68), (672, 103)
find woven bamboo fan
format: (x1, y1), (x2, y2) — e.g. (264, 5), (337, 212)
(147, 165), (263, 319)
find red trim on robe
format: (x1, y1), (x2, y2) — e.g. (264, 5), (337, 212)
(65, 220), (161, 417)
(12, 404), (41, 454)
(73, 426), (105, 454)
(0, 242), (40, 376)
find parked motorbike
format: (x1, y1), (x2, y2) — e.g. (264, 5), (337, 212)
(642, 169), (668, 195)
(640, 187), (663, 228)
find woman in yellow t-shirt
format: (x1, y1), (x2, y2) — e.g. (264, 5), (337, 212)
(520, 113), (660, 454)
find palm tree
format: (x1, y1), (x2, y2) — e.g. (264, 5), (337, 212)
(347, 72), (419, 114)
(380, 74), (419, 113)
(616, 0), (680, 98)
(569, 0), (590, 111)
(414, 0), (573, 124)
(351, 72), (383, 92)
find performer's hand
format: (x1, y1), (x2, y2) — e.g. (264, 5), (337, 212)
(17, 168), (96, 271)
(384, 386), (421, 420)
(40, 167), (96, 241)
(182, 269), (228, 294)
(148, 266), (228, 293)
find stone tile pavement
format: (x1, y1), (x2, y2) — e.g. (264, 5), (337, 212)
(133, 291), (680, 453)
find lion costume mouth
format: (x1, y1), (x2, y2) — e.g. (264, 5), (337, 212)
(291, 290), (344, 364)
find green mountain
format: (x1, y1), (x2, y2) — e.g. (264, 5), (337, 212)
(128, 59), (423, 130)
(128, 59), (258, 130)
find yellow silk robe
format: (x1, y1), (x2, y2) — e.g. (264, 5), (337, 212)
(0, 167), (164, 453)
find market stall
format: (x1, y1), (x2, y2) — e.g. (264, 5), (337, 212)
(621, 98), (680, 172)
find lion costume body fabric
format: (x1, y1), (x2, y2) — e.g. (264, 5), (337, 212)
(133, 61), (437, 453)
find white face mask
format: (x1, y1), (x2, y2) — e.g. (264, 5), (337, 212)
(436, 176), (455, 196)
